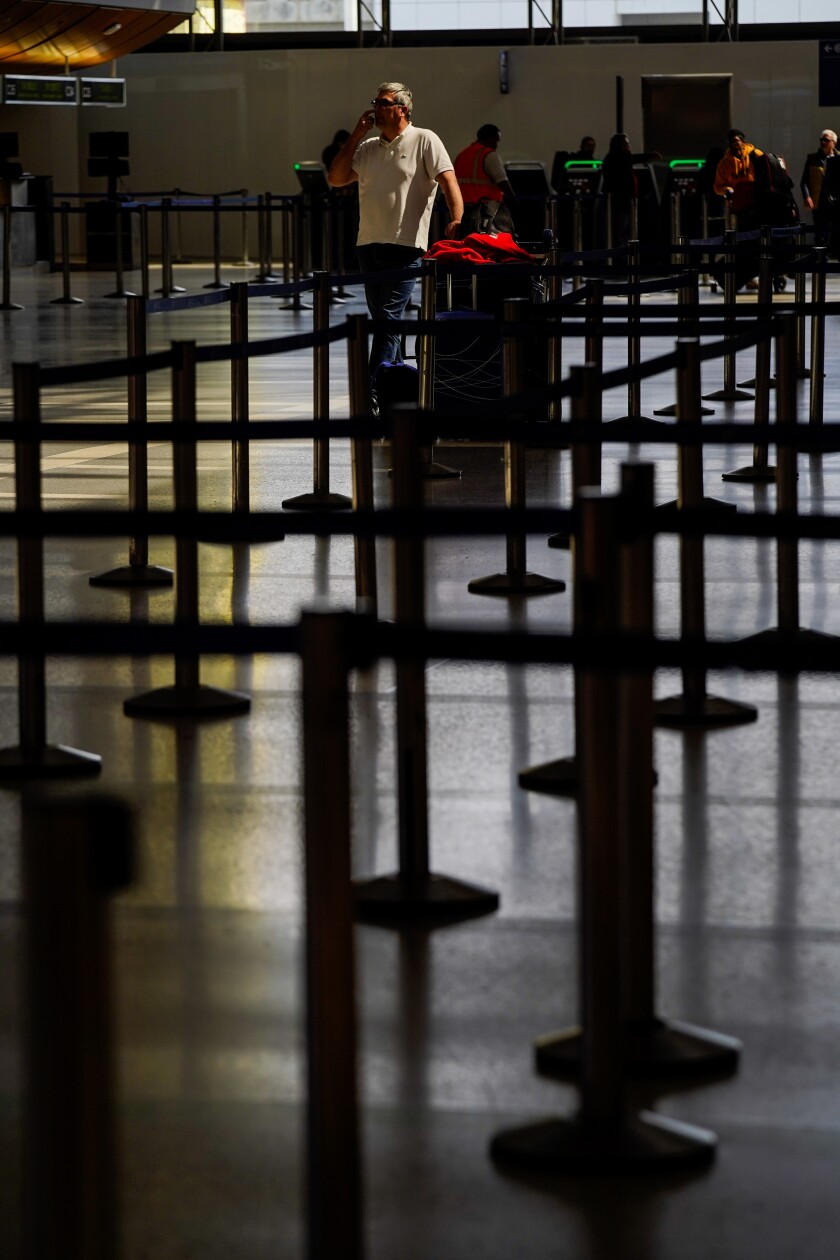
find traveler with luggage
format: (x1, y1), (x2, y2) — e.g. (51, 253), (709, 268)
(800, 129), (838, 237)
(454, 124), (517, 237)
(326, 81), (463, 399)
(713, 129), (763, 218)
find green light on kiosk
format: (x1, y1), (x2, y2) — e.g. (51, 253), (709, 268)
(294, 163), (301, 170)
(669, 159), (704, 169)
(565, 160), (602, 170)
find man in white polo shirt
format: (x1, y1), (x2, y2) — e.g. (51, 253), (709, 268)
(327, 81), (463, 390)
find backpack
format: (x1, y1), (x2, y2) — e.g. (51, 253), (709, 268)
(750, 151), (799, 227)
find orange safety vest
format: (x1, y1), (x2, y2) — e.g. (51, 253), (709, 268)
(454, 142), (504, 204)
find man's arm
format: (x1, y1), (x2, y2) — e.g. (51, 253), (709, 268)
(327, 109), (374, 187)
(713, 156), (733, 198)
(436, 169), (464, 238)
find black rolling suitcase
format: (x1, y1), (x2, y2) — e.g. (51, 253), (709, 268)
(433, 311), (502, 417)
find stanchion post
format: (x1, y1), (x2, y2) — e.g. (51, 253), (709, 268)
(354, 409), (500, 926)
(203, 194), (229, 290)
(0, 364), (101, 777)
(256, 192), (268, 281)
(1, 203), (23, 310)
(414, 261), (459, 478)
(655, 338), (758, 727)
(547, 353), (601, 552)
(123, 341), (250, 717)
(300, 609), (364, 1260)
(291, 199), (304, 310)
(468, 297), (565, 596)
(809, 246), (827, 424)
(722, 251), (776, 482)
(281, 200), (291, 284)
(51, 201), (83, 305)
(90, 296), (173, 588)
(536, 462), (742, 1079)
(156, 197), (185, 297)
(612, 239), (659, 425)
(572, 195), (583, 291)
(104, 200), (136, 299)
(776, 315), (800, 636)
(264, 191), (279, 279)
(347, 314), (378, 615)
(138, 203), (150, 300)
(491, 488), (718, 1173)
(231, 281), (250, 514)
(740, 314), (840, 650)
(653, 259), (715, 420)
(23, 793), (133, 1260)
(283, 272), (352, 510)
(794, 226), (808, 378)
(240, 193), (250, 266)
(703, 229), (753, 402)
(546, 239), (563, 421)
(522, 362), (599, 791)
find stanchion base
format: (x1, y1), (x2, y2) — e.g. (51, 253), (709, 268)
(104, 290), (137, 299)
(518, 755), (578, 796)
(203, 281), (230, 290)
(89, 564), (174, 588)
(353, 872), (499, 926)
(654, 693), (759, 728)
(655, 496), (737, 516)
(546, 531), (570, 550)
(607, 416), (668, 434)
(489, 1110), (716, 1175)
(50, 296), (84, 306)
(468, 572), (566, 596)
(738, 626), (840, 650)
(702, 388), (754, 401)
(652, 402), (715, 417)
(154, 286), (186, 295)
(0, 743), (102, 780)
(721, 464), (776, 483)
(281, 490), (352, 510)
(534, 1018), (741, 1081)
(0, 303), (24, 311)
(124, 684), (251, 719)
(419, 461), (462, 480)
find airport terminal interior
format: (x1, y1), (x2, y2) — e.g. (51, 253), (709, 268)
(3, 8), (840, 1260)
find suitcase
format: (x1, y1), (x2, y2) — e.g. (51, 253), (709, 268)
(433, 311), (502, 417)
(373, 361), (419, 415)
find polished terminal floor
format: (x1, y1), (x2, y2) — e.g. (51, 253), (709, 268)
(2, 262), (840, 1258)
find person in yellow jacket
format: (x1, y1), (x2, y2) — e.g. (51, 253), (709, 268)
(454, 124), (517, 237)
(714, 128), (764, 289)
(714, 129), (763, 211)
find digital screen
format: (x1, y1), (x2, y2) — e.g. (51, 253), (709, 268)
(669, 159), (704, 169)
(81, 79), (127, 108)
(3, 76), (78, 106)
(565, 160), (602, 170)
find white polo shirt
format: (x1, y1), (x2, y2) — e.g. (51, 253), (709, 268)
(352, 123), (454, 250)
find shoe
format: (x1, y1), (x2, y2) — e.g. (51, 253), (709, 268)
(370, 389), (380, 418)
(745, 278), (759, 291)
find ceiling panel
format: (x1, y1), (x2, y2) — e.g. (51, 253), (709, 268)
(0, 1), (186, 67)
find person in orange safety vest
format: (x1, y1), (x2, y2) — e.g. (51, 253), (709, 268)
(453, 124), (517, 237)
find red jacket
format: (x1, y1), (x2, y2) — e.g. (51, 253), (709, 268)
(454, 142), (504, 204)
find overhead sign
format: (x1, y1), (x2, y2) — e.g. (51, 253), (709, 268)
(80, 78), (126, 108)
(819, 41), (840, 106)
(3, 75), (78, 106)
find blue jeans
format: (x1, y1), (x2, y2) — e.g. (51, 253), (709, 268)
(357, 243), (423, 379)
